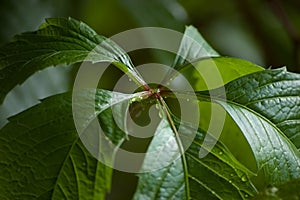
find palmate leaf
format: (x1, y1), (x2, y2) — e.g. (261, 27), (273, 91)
(133, 117), (257, 200)
(1, 16), (300, 200)
(134, 67), (300, 199)
(197, 68), (300, 185)
(0, 17), (146, 104)
(0, 89), (138, 199)
(134, 27), (259, 200)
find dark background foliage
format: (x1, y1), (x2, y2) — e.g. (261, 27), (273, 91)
(1, 0), (299, 71)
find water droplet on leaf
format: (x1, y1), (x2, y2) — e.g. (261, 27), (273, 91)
(155, 104), (159, 109)
(241, 175), (247, 182)
(158, 110), (164, 118)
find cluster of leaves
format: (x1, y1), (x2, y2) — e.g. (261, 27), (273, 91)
(0, 17), (299, 199)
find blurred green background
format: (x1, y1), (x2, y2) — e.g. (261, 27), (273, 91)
(0, 0), (299, 199)
(1, 0), (300, 70)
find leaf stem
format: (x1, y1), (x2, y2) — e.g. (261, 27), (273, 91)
(157, 95), (191, 199)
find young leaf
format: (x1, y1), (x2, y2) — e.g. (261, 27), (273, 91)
(0, 17), (146, 104)
(162, 26), (220, 84)
(196, 68), (300, 185)
(0, 89), (139, 199)
(172, 25), (219, 70)
(133, 117), (257, 200)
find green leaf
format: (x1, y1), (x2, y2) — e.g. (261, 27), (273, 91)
(162, 26), (220, 85)
(172, 26), (219, 70)
(0, 89), (137, 199)
(178, 57), (264, 91)
(178, 57), (264, 171)
(197, 68), (300, 185)
(0, 17), (146, 104)
(133, 117), (257, 200)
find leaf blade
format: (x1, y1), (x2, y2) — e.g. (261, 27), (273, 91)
(196, 68), (300, 185)
(0, 89), (136, 199)
(0, 17), (145, 104)
(172, 25), (219, 70)
(133, 116), (257, 200)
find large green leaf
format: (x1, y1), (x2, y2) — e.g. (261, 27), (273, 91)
(152, 67), (300, 198)
(196, 68), (300, 185)
(177, 57), (264, 171)
(222, 68), (300, 149)
(133, 28), (261, 200)
(0, 89), (137, 199)
(0, 17), (146, 104)
(133, 116), (257, 200)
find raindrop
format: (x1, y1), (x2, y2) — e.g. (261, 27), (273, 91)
(241, 175), (247, 182)
(158, 110), (164, 118)
(244, 194), (249, 198)
(186, 98), (190, 102)
(218, 151), (223, 155)
(130, 98), (137, 103)
(128, 78), (132, 82)
(230, 174), (234, 177)
(268, 187), (278, 194)
(138, 96), (143, 101)
(155, 104), (160, 109)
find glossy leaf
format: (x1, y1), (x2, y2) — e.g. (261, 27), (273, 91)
(172, 25), (219, 70)
(1, 16), (300, 200)
(197, 68), (300, 185)
(162, 26), (220, 84)
(0, 89), (137, 199)
(177, 57), (264, 171)
(0, 17), (146, 104)
(133, 117), (257, 200)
